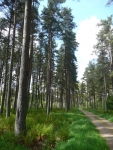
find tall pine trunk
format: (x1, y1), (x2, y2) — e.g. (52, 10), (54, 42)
(14, 65), (20, 110)
(27, 31), (34, 102)
(65, 47), (70, 112)
(15, 0), (32, 136)
(46, 27), (52, 115)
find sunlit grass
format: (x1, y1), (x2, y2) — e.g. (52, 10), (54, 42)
(54, 109), (109, 150)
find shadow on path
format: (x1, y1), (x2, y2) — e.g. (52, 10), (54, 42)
(80, 109), (113, 150)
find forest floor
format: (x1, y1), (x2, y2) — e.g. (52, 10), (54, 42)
(0, 108), (109, 150)
(80, 109), (113, 150)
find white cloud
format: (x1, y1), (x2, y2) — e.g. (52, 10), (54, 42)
(76, 16), (101, 81)
(0, 12), (4, 17)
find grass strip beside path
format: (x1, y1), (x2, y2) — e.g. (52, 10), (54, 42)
(55, 108), (109, 150)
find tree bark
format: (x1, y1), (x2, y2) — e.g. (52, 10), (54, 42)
(59, 88), (63, 109)
(15, 0), (32, 136)
(104, 75), (108, 112)
(27, 30), (34, 102)
(46, 26), (52, 115)
(99, 94), (102, 109)
(30, 75), (34, 109)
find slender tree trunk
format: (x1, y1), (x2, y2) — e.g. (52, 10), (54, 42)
(38, 68), (41, 108)
(59, 88), (63, 109)
(56, 88), (58, 104)
(28, 31), (34, 102)
(93, 90), (96, 109)
(15, 0), (32, 136)
(14, 80), (19, 110)
(65, 49), (70, 112)
(77, 90), (79, 108)
(50, 89), (53, 110)
(109, 45), (113, 91)
(40, 79), (43, 108)
(1, 17), (12, 115)
(86, 98), (88, 108)
(46, 27), (52, 115)
(72, 88), (75, 107)
(99, 94), (102, 109)
(59, 74), (64, 109)
(0, 60), (4, 85)
(6, 0), (17, 117)
(104, 75), (108, 112)
(1, 70), (7, 115)
(30, 75), (34, 109)
(67, 77), (70, 110)
(14, 66), (20, 110)
(89, 93), (91, 108)
(36, 69), (38, 109)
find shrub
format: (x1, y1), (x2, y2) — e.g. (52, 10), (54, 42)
(35, 124), (54, 139)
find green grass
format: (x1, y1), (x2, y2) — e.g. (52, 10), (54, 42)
(0, 108), (110, 150)
(54, 109), (109, 150)
(84, 108), (113, 122)
(0, 132), (30, 150)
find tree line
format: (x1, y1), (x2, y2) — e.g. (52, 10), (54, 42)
(80, 15), (113, 111)
(0, 0), (78, 135)
(0, 0), (112, 137)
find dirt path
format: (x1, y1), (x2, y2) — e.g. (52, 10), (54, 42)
(80, 109), (113, 150)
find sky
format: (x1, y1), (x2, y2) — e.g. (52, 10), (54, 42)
(63, 0), (113, 81)
(40, 0), (113, 81)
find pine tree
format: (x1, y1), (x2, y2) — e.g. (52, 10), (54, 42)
(15, 0), (32, 136)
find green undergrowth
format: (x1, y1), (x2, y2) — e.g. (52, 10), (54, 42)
(0, 108), (110, 150)
(84, 108), (113, 122)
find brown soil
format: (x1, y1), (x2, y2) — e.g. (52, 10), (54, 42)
(80, 109), (113, 150)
